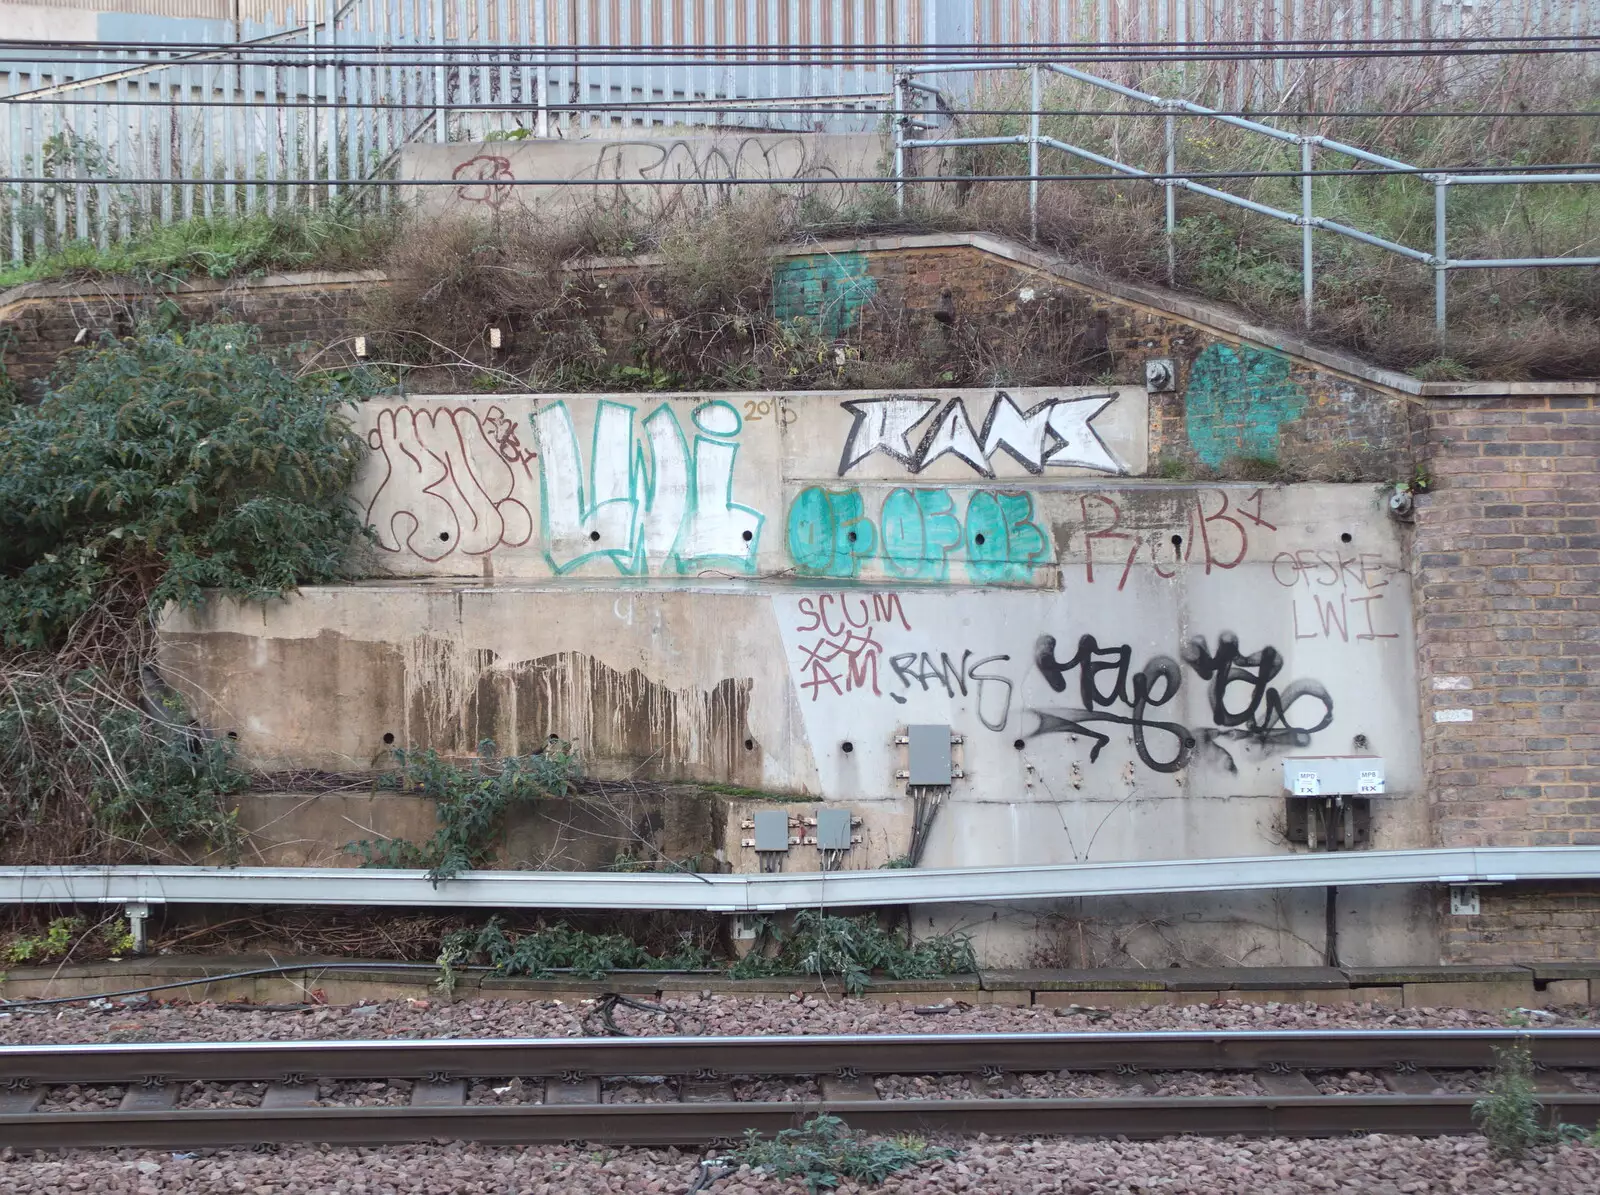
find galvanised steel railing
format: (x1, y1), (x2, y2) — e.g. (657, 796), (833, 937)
(895, 60), (1600, 335)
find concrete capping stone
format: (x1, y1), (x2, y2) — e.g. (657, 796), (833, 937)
(1531, 964), (1600, 982)
(0, 960), (1582, 1007)
(1344, 965), (1534, 984)
(983, 969), (1167, 991)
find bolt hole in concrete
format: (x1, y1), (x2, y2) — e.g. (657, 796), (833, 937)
(974, 533), (986, 545)
(1341, 531), (1353, 543)
(438, 531), (449, 542)
(1171, 534), (1183, 549)
(841, 741), (854, 753)
(847, 531), (857, 542)
(589, 531), (601, 542)
(743, 738), (755, 750)
(382, 732), (395, 745)
(1013, 738), (1026, 750)
(226, 731), (239, 741)
(1354, 734), (1370, 749)
(741, 530), (753, 542)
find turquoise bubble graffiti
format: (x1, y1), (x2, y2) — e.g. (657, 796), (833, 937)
(786, 487), (877, 578)
(965, 491), (1050, 583)
(880, 487), (962, 582)
(786, 486), (1049, 584)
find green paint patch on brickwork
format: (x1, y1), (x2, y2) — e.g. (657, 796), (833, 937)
(1184, 344), (1309, 467)
(771, 252), (878, 338)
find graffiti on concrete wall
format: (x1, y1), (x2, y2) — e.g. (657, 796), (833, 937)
(1030, 631), (1333, 774)
(838, 391), (1126, 477)
(583, 136), (850, 219)
(779, 590), (1339, 775)
(364, 404), (540, 561)
(786, 486), (1050, 584)
(362, 397), (763, 575)
(1063, 486), (1402, 640)
(1185, 345), (1308, 467)
(790, 592), (913, 701)
(531, 398), (763, 575)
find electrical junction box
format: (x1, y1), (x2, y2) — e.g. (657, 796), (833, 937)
(752, 810), (791, 852)
(1283, 757), (1387, 797)
(815, 808), (853, 851)
(907, 724), (953, 786)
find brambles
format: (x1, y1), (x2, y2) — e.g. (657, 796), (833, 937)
(436, 917), (714, 982)
(0, 321), (383, 861)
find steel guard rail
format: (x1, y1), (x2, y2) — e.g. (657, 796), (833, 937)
(0, 846), (1596, 912)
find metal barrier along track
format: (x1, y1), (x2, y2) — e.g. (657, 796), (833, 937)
(1, 1029), (1599, 1149)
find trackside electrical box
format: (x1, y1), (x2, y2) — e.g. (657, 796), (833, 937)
(907, 724), (953, 786)
(815, 808), (853, 851)
(752, 809), (791, 852)
(1283, 757), (1387, 797)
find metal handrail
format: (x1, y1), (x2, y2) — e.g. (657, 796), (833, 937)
(892, 60), (1600, 336)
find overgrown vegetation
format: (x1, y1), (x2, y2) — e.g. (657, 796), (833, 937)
(436, 916), (714, 984)
(726, 1114), (955, 1192)
(0, 912), (135, 965)
(730, 909), (978, 995)
(0, 210), (400, 289)
(346, 739), (581, 883)
(948, 62), (1600, 377)
(11, 61), (1593, 380)
(0, 322), (381, 861)
(1474, 1039), (1548, 1159)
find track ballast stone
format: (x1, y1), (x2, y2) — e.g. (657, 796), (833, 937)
(0, 994), (1589, 1045)
(1, 1137), (1599, 1193)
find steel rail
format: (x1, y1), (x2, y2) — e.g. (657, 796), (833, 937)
(6, 1030), (1600, 1085)
(4, 1095), (1600, 1149)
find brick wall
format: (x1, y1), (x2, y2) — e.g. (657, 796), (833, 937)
(1413, 396), (1600, 960)
(0, 272), (374, 392)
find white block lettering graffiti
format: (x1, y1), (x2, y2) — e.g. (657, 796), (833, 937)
(364, 405), (538, 561)
(838, 391), (1124, 477)
(532, 398), (764, 575)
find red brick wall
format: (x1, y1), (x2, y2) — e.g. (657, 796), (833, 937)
(1413, 396), (1600, 960)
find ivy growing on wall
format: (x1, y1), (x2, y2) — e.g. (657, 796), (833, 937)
(0, 321), (383, 861)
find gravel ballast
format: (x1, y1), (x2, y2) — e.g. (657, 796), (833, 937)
(1, 1136), (1598, 1193)
(0, 994), (1586, 1045)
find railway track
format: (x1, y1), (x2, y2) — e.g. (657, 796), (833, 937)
(1, 1029), (1597, 1149)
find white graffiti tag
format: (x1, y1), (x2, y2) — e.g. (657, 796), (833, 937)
(839, 391), (1124, 477)
(531, 399), (764, 575)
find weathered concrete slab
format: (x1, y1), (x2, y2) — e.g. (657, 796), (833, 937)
(401, 133), (891, 221)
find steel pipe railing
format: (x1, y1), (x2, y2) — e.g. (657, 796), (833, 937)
(890, 59), (1600, 337)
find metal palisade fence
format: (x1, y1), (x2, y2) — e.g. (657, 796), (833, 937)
(0, 0), (1597, 298)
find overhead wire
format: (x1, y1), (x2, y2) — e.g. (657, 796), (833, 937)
(7, 163), (1599, 187)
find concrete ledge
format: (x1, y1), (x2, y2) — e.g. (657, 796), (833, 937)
(1345, 965), (1534, 985)
(0, 959), (1586, 1009)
